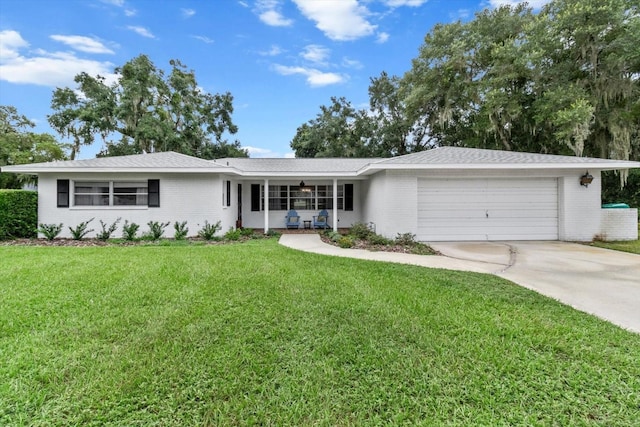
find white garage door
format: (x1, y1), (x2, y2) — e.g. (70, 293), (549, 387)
(417, 178), (558, 241)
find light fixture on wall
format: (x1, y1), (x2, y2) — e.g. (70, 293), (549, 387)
(299, 180), (305, 188)
(580, 171), (594, 187)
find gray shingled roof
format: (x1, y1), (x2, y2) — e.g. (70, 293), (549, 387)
(2, 151), (224, 172)
(375, 147), (636, 165)
(215, 157), (380, 173)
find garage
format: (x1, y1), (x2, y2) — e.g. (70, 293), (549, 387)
(417, 178), (558, 241)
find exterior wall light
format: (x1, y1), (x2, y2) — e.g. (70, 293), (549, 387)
(580, 171), (594, 187)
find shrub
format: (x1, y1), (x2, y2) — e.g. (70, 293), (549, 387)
(0, 190), (37, 239)
(224, 227), (242, 241)
(198, 220), (221, 240)
(327, 231), (342, 243)
(369, 233), (393, 245)
(122, 220), (140, 241)
(174, 221), (189, 240)
(240, 227), (254, 237)
(338, 236), (354, 248)
(145, 221), (170, 240)
(69, 218), (95, 240)
(349, 222), (372, 240)
(38, 223), (63, 241)
(96, 218), (121, 241)
(265, 229), (281, 238)
(395, 232), (417, 246)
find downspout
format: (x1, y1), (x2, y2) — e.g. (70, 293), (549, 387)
(333, 178), (338, 232)
(264, 178), (269, 233)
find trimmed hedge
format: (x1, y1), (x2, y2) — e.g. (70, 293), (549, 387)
(0, 190), (38, 240)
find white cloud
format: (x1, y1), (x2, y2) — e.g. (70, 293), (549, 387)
(300, 44), (330, 65)
(50, 35), (115, 54)
(192, 35), (214, 44)
(0, 30), (29, 60)
(384, 0), (428, 6)
(101, 0), (124, 6)
(182, 8), (196, 18)
(376, 32), (390, 43)
(292, 0), (376, 41)
(238, 1), (249, 7)
(342, 57), (363, 69)
(489, 0), (551, 8)
(244, 146), (280, 157)
(284, 152), (296, 158)
(127, 26), (155, 38)
(259, 44), (284, 56)
(124, 9), (136, 16)
(273, 64), (346, 87)
(259, 10), (293, 26)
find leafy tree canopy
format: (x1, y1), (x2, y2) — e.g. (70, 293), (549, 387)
(49, 55), (247, 160)
(1, 106), (68, 189)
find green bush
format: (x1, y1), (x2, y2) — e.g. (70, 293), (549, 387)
(174, 221), (189, 240)
(224, 227), (242, 241)
(368, 233), (393, 245)
(122, 220), (140, 241)
(265, 229), (281, 238)
(198, 220), (221, 240)
(0, 190), (37, 239)
(38, 223), (63, 241)
(240, 227), (254, 237)
(395, 232), (417, 246)
(145, 221), (170, 240)
(69, 218), (95, 240)
(338, 236), (354, 248)
(349, 222), (372, 240)
(96, 218), (121, 241)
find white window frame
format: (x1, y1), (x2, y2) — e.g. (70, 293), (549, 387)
(72, 180), (148, 208)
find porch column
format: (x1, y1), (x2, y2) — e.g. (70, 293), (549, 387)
(333, 178), (338, 232)
(264, 178), (269, 233)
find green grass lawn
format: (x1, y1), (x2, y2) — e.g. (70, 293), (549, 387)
(592, 223), (640, 254)
(1, 240), (639, 426)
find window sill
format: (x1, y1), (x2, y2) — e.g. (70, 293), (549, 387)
(69, 206), (149, 210)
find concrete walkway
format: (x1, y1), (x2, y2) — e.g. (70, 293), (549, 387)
(279, 234), (640, 334)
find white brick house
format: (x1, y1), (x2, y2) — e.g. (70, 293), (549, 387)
(3, 147), (639, 241)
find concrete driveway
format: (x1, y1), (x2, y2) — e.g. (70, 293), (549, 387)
(430, 241), (640, 334)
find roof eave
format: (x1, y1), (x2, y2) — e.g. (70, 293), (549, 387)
(358, 162), (640, 174)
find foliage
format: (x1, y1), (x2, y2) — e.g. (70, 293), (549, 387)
(0, 190), (38, 239)
(69, 218), (95, 240)
(37, 223), (63, 241)
(338, 235), (354, 248)
(197, 220), (221, 240)
(144, 221), (170, 240)
(48, 55), (247, 160)
(290, 97), (376, 158)
(265, 229), (281, 238)
(349, 222), (372, 240)
(240, 227), (254, 238)
(224, 227), (242, 241)
(173, 221), (189, 240)
(1, 105), (68, 188)
(394, 232), (417, 246)
(402, 0), (640, 163)
(3, 243), (638, 425)
(602, 169), (640, 207)
(96, 218), (121, 241)
(368, 233), (393, 246)
(122, 220), (140, 241)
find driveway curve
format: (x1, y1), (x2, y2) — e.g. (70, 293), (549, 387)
(280, 234), (640, 334)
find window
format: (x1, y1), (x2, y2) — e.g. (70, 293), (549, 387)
(114, 182), (148, 206)
(73, 181), (149, 207)
(257, 184), (347, 211)
(269, 185), (288, 210)
(74, 181), (109, 206)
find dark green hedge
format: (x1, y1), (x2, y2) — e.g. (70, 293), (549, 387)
(0, 190), (38, 240)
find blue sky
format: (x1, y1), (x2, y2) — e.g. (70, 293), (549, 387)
(0, 0), (549, 159)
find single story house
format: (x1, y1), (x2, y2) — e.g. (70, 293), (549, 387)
(3, 147), (639, 241)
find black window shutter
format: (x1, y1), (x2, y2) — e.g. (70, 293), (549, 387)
(226, 180), (231, 207)
(148, 179), (160, 207)
(344, 183), (354, 211)
(57, 179), (69, 208)
(251, 184), (260, 211)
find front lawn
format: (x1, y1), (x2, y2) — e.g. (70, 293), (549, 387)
(1, 240), (639, 425)
(592, 223), (640, 254)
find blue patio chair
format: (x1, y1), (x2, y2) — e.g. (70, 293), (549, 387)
(313, 209), (329, 229)
(285, 209), (300, 229)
